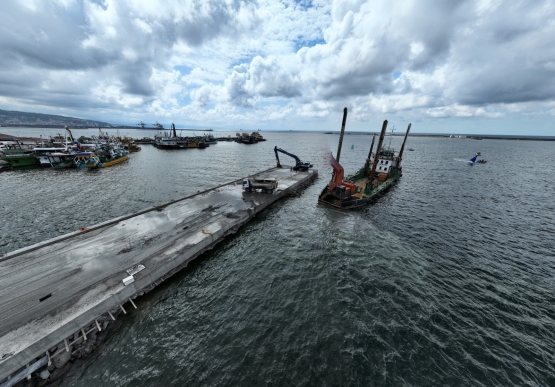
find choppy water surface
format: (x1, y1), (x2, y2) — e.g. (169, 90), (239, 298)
(1, 130), (554, 386)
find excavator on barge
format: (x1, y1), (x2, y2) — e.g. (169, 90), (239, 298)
(274, 146), (313, 171)
(318, 108), (411, 209)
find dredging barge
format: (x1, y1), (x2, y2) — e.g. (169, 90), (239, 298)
(0, 166), (317, 387)
(318, 108), (411, 209)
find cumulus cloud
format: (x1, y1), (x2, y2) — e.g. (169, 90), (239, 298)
(0, 0), (554, 132)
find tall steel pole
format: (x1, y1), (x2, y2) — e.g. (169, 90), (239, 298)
(369, 120), (388, 178)
(336, 108), (348, 162)
(368, 134), (376, 160)
(397, 123), (411, 166)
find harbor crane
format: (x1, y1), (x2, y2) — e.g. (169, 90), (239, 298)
(274, 146), (313, 171)
(137, 121), (146, 128)
(154, 121), (164, 129)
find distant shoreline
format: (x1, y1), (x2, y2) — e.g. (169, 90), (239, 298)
(0, 125), (211, 131)
(325, 132), (555, 141)
(0, 124), (155, 130)
(0, 126), (553, 141)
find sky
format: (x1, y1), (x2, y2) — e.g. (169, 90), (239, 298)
(0, 0), (554, 135)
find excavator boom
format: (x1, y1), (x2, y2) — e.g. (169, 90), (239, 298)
(329, 155), (357, 195)
(274, 146), (312, 170)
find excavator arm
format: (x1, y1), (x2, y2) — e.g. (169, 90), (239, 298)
(65, 126), (75, 143)
(274, 146), (301, 167)
(274, 146), (312, 170)
(329, 155), (357, 195)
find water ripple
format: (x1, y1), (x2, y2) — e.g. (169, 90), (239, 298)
(1, 131), (554, 385)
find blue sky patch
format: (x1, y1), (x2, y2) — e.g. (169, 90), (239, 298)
(295, 37), (325, 52)
(174, 66), (192, 76)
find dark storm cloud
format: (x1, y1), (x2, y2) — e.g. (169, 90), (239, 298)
(295, 0), (555, 112)
(402, 0), (472, 71)
(448, 0), (555, 106)
(171, 0), (260, 46)
(1, 0), (555, 124)
(313, 36), (407, 100)
(119, 62), (154, 96)
(0, 0), (259, 105)
(0, 1), (115, 70)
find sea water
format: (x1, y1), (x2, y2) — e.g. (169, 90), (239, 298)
(1, 130), (554, 386)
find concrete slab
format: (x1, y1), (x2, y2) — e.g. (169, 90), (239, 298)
(0, 167), (317, 382)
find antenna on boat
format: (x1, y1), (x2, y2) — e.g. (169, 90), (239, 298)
(369, 120), (388, 178)
(388, 126), (396, 149)
(336, 107), (348, 162)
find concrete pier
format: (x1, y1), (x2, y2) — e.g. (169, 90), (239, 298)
(0, 167), (317, 384)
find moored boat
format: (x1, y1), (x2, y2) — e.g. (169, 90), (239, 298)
(203, 133), (217, 145)
(82, 130), (130, 168)
(73, 152), (99, 169)
(46, 153), (75, 169)
(93, 145), (129, 168)
(155, 123), (188, 149)
(0, 150), (40, 167)
(0, 159), (11, 172)
(135, 137), (154, 144)
(318, 108), (411, 210)
(34, 147), (72, 167)
(97, 153), (129, 168)
(120, 136), (142, 152)
(0, 142), (39, 167)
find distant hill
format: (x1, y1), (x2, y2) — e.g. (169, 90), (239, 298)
(0, 109), (111, 128)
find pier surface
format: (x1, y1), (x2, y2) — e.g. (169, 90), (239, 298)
(0, 167), (317, 383)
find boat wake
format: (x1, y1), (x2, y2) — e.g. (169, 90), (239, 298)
(454, 158), (473, 163)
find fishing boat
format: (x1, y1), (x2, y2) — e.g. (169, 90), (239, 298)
(135, 137), (154, 144)
(120, 137), (142, 152)
(318, 108), (411, 210)
(186, 138), (207, 148)
(73, 152), (99, 169)
(34, 147), (72, 167)
(0, 142), (40, 167)
(97, 152), (129, 168)
(83, 130), (130, 168)
(0, 160), (11, 172)
(235, 132), (264, 144)
(203, 133), (217, 145)
(46, 153), (74, 169)
(155, 123), (189, 149)
(93, 146), (129, 168)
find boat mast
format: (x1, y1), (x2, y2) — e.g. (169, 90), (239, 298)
(335, 107), (348, 162)
(396, 123), (411, 167)
(369, 120), (388, 178)
(171, 123), (177, 138)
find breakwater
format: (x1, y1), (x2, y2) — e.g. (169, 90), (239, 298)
(0, 167), (317, 386)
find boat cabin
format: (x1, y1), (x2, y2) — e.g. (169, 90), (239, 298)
(374, 148), (398, 177)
